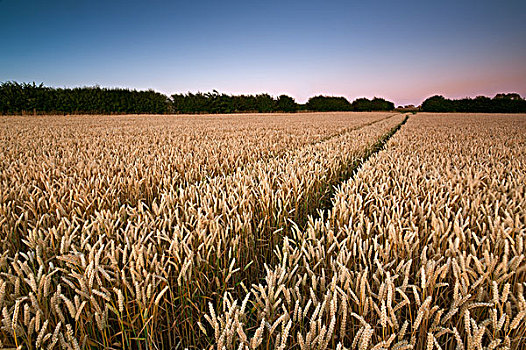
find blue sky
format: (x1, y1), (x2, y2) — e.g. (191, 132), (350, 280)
(1, 0), (525, 105)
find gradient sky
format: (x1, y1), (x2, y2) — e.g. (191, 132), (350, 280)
(1, 0), (525, 105)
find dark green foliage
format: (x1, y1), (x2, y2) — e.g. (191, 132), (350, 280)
(420, 95), (454, 112)
(276, 95), (298, 112)
(351, 97), (395, 111)
(1, 81), (399, 115)
(306, 96), (352, 111)
(304, 96), (394, 112)
(0, 81), (170, 115)
(171, 91), (296, 114)
(421, 94), (526, 113)
(254, 94), (277, 113)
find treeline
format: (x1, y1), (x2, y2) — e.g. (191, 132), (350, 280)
(171, 92), (394, 113)
(0, 82), (169, 114)
(1, 81), (396, 115)
(303, 96), (395, 112)
(171, 91), (299, 113)
(421, 93), (526, 113)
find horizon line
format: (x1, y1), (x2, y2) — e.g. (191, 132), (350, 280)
(1, 80), (524, 107)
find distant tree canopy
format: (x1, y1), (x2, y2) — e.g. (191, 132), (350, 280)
(0, 81), (169, 115)
(276, 95), (298, 112)
(420, 95), (453, 112)
(1, 81), (397, 115)
(421, 94), (526, 113)
(351, 97), (395, 111)
(306, 96), (352, 111)
(170, 91), (299, 114)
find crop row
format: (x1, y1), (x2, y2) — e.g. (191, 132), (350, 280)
(0, 113), (392, 250)
(0, 112), (406, 348)
(207, 113), (526, 349)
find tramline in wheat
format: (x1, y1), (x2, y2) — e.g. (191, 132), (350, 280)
(207, 113), (526, 350)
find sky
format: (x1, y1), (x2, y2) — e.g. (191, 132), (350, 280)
(1, 0), (525, 106)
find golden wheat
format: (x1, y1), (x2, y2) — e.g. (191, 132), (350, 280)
(2, 112), (523, 349)
(208, 113), (526, 349)
(0, 112), (405, 349)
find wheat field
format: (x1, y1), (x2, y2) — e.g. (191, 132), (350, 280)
(0, 112), (524, 349)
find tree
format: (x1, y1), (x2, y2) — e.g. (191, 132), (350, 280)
(255, 94), (276, 113)
(0, 81), (170, 115)
(306, 96), (352, 111)
(494, 93), (522, 100)
(421, 95), (453, 112)
(421, 94), (526, 113)
(276, 95), (298, 112)
(351, 97), (395, 111)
